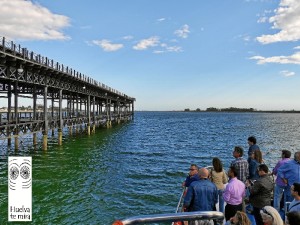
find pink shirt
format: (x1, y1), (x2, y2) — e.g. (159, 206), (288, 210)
(223, 177), (245, 205)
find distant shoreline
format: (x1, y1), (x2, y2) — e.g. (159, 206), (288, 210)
(136, 110), (300, 113)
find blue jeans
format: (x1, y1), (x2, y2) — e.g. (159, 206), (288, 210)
(273, 184), (285, 212)
(218, 189), (224, 213)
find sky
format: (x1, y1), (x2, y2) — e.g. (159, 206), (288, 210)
(0, 0), (300, 111)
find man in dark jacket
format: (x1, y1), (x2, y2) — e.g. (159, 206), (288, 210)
(184, 168), (218, 212)
(247, 164), (273, 225)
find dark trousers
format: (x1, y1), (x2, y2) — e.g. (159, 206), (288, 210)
(253, 207), (263, 225)
(225, 203), (243, 221)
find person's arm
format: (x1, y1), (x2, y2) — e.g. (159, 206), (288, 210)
(277, 163), (289, 184)
(183, 186), (193, 209)
(245, 161), (249, 180)
(272, 161), (280, 175)
(222, 184), (231, 202)
(214, 186), (218, 205)
(249, 180), (261, 195)
(222, 170), (228, 184)
(248, 161), (256, 179)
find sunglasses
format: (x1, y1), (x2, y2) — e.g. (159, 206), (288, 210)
(261, 208), (273, 218)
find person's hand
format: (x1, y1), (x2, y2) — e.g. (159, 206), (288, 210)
(245, 179), (250, 187)
(282, 178), (288, 185)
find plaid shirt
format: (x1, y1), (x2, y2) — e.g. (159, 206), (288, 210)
(231, 157), (249, 182)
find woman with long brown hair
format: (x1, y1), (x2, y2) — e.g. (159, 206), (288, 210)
(210, 157), (228, 213)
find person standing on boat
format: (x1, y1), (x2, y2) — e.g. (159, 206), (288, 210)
(247, 136), (260, 162)
(223, 166), (245, 221)
(247, 164), (273, 225)
(248, 149), (263, 181)
(287, 183), (300, 212)
(272, 150), (291, 212)
(182, 164), (200, 188)
(183, 168), (218, 212)
(231, 146), (249, 182)
(210, 157), (228, 213)
(277, 151), (300, 204)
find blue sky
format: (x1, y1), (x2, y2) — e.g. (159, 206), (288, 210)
(0, 0), (300, 111)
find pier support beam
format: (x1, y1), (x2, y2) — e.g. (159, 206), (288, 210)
(87, 95), (91, 135)
(51, 94), (55, 136)
(14, 81), (19, 150)
(7, 82), (11, 146)
(43, 86), (48, 151)
(33, 86), (37, 147)
(58, 89), (63, 146)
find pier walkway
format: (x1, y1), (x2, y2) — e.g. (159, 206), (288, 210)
(0, 36), (135, 150)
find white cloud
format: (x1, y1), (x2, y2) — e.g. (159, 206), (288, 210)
(250, 52), (300, 64)
(133, 36), (160, 50)
(92, 39), (123, 52)
(257, 16), (268, 23)
(157, 18), (166, 22)
(153, 50), (164, 54)
(294, 46), (300, 49)
(256, 0), (300, 44)
(165, 45), (182, 53)
(153, 44), (183, 54)
(280, 70), (296, 77)
(0, 0), (70, 40)
(122, 35), (134, 40)
(174, 24), (190, 39)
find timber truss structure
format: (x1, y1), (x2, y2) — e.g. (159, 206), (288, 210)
(0, 36), (135, 150)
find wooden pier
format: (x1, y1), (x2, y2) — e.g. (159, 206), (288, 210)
(0, 36), (135, 150)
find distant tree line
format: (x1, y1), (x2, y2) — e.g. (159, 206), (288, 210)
(183, 107), (300, 113)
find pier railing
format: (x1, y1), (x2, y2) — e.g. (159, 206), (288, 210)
(0, 36), (134, 100)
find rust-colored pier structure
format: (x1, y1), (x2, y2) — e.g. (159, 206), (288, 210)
(0, 36), (135, 150)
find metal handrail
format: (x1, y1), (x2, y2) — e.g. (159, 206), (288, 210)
(113, 211), (224, 225)
(175, 187), (186, 213)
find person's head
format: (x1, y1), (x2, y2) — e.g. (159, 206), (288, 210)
(228, 166), (237, 178)
(282, 150), (291, 159)
(189, 164), (199, 176)
(212, 157), (223, 173)
(294, 151), (300, 162)
(291, 183), (300, 198)
(199, 168), (209, 179)
(286, 211), (300, 225)
(230, 211), (251, 225)
(248, 136), (257, 146)
(260, 206), (283, 225)
(254, 149), (263, 163)
(233, 146), (244, 158)
(258, 164), (269, 176)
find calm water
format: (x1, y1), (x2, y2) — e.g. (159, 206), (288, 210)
(1, 111), (300, 224)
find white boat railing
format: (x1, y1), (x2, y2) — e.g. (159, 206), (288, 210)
(175, 187), (186, 213)
(113, 211), (224, 225)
